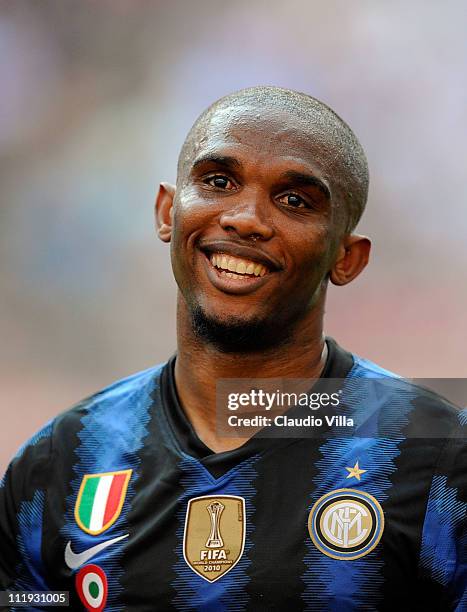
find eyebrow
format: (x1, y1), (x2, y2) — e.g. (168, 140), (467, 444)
(281, 170), (331, 199)
(191, 154), (243, 173)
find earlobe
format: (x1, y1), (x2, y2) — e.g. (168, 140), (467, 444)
(155, 182), (176, 243)
(330, 234), (371, 286)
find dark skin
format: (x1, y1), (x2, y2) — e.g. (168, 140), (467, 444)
(156, 105), (370, 452)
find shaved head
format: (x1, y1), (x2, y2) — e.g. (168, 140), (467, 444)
(177, 86), (369, 233)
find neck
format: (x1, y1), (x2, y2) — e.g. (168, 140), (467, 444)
(174, 295), (327, 452)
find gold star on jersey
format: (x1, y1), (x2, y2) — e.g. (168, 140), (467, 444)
(345, 461), (367, 481)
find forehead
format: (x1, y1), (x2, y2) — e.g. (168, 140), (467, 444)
(190, 104), (337, 177)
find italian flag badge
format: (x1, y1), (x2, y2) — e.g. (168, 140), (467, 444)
(75, 469), (132, 535)
(76, 564), (107, 611)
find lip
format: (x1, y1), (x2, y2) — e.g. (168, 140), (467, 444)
(198, 240), (283, 272)
(199, 250), (277, 296)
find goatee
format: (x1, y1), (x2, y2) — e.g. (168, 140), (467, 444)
(190, 305), (291, 353)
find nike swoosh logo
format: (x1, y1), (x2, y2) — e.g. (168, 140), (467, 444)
(64, 534), (129, 569)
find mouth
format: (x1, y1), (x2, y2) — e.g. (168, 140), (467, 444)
(198, 242), (281, 295)
(209, 252), (269, 279)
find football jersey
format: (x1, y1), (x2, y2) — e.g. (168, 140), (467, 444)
(0, 338), (466, 611)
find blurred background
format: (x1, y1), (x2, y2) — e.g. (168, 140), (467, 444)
(1, 0), (466, 473)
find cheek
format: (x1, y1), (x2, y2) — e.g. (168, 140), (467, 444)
(176, 185), (212, 214)
(291, 225), (335, 275)
(173, 189), (218, 243)
(169, 198), (216, 288)
(168, 207), (197, 287)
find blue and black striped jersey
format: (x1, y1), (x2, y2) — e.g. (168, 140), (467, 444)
(1, 339), (466, 611)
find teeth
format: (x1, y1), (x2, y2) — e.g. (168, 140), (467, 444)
(227, 258), (238, 272)
(209, 252), (269, 277)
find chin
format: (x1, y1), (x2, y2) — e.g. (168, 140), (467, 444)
(190, 304), (289, 353)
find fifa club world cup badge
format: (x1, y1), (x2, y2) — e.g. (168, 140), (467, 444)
(308, 488), (385, 560)
(183, 495), (246, 582)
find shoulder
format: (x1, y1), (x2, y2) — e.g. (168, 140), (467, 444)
(346, 353), (464, 437)
(2, 362), (167, 483)
(53, 362), (166, 434)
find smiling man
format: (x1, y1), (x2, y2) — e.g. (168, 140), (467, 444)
(1, 87), (465, 610)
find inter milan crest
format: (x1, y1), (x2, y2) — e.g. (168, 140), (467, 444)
(308, 488), (384, 560)
(75, 470), (132, 535)
(75, 564), (108, 611)
(183, 495), (246, 582)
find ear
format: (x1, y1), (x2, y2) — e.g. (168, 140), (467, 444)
(155, 182), (176, 243)
(330, 234), (371, 286)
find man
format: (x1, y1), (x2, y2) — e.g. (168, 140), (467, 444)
(0, 87), (465, 611)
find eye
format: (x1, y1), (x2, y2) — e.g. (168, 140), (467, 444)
(277, 193), (309, 209)
(204, 175), (236, 190)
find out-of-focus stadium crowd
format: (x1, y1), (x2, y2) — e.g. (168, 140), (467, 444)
(1, 0), (466, 472)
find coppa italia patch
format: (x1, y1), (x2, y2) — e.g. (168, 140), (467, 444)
(76, 564), (108, 611)
(75, 470), (132, 535)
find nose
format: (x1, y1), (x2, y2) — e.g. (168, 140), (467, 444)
(219, 193), (274, 241)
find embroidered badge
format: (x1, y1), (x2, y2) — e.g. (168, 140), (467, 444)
(75, 470), (132, 535)
(308, 488), (384, 560)
(183, 495), (246, 582)
(75, 564), (108, 611)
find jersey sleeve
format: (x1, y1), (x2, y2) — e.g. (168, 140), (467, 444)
(418, 409), (467, 609)
(0, 420), (54, 592)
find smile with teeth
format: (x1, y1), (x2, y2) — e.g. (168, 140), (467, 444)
(209, 253), (269, 278)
